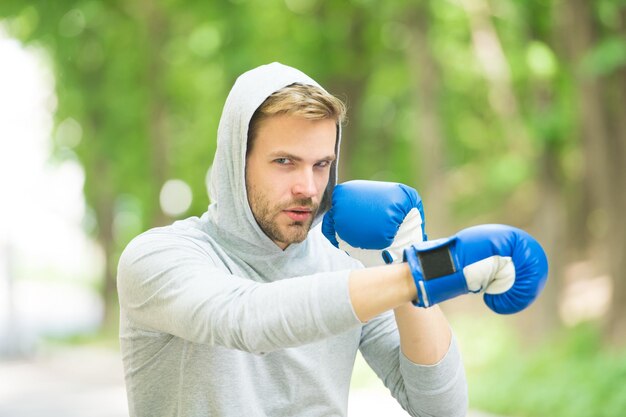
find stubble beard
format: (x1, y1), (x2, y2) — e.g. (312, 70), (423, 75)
(247, 185), (319, 247)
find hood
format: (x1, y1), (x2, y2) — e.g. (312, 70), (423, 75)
(206, 62), (341, 258)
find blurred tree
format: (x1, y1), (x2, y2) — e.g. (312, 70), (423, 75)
(0, 0), (221, 328)
(404, 0), (451, 237)
(558, 0), (626, 345)
(515, 0), (568, 339)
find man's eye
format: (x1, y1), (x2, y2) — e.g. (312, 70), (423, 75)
(274, 158), (290, 165)
(316, 160), (331, 168)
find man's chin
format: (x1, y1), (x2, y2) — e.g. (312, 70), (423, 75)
(282, 221), (313, 244)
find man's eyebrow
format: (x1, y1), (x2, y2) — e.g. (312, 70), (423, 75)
(268, 152), (336, 162)
(317, 154), (337, 162)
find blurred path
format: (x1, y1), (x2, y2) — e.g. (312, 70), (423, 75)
(0, 347), (506, 417)
(0, 347), (127, 417)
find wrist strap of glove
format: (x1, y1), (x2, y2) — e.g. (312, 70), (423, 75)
(404, 237), (460, 307)
(419, 245), (456, 279)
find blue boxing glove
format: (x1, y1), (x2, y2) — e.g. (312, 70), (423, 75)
(322, 180), (427, 267)
(404, 224), (548, 314)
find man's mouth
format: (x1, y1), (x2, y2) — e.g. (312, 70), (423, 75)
(283, 207), (313, 222)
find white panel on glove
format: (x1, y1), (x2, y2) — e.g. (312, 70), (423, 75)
(463, 255), (515, 294)
(381, 208), (425, 263)
(337, 239), (386, 267)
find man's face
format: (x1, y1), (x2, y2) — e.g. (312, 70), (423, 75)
(245, 115), (337, 250)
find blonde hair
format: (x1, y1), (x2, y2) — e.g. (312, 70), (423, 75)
(247, 83), (346, 153)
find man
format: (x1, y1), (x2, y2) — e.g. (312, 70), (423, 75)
(118, 62), (546, 417)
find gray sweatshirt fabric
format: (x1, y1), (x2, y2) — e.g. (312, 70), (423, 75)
(117, 62), (468, 417)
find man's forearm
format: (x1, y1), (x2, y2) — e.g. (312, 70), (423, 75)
(348, 263), (416, 323)
(349, 263), (451, 365)
(394, 303), (451, 365)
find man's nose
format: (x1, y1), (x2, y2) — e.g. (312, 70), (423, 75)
(292, 169), (318, 197)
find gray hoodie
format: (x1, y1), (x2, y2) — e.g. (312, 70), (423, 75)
(117, 62), (467, 417)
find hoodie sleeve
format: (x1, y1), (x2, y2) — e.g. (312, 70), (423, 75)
(117, 232), (361, 354)
(359, 311), (468, 417)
